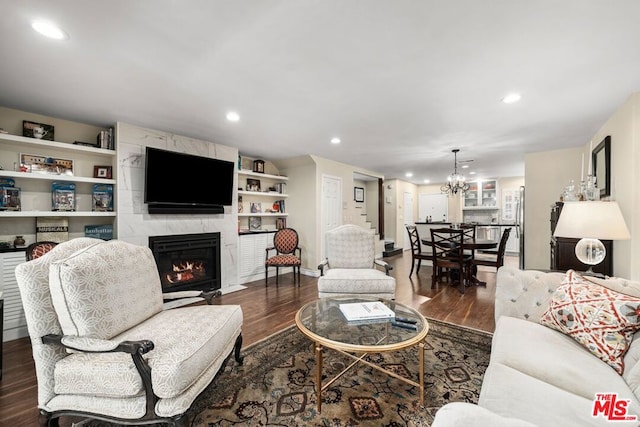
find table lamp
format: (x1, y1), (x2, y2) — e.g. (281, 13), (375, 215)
(553, 201), (630, 274)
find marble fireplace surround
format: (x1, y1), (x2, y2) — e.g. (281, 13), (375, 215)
(116, 122), (245, 294)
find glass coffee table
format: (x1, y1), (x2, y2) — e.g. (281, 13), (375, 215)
(294, 297), (429, 412)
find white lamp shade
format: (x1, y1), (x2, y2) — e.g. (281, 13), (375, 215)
(553, 201), (630, 240)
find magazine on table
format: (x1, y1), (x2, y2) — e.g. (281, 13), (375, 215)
(339, 301), (395, 322)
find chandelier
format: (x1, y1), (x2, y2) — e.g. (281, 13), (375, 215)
(440, 149), (470, 195)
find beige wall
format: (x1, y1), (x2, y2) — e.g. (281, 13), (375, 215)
(524, 146), (582, 270)
(525, 92), (639, 280)
(0, 106), (105, 145)
(276, 156), (317, 273)
(587, 93), (639, 279)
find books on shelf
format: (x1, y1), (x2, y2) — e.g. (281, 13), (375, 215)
(51, 181), (76, 211)
(92, 184), (114, 212)
(36, 217), (69, 243)
(339, 301), (395, 322)
(85, 224), (113, 240)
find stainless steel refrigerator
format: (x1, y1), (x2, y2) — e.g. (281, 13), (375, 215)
(516, 185), (525, 268)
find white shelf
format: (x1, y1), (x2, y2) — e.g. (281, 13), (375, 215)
(0, 133), (116, 158)
(238, 170), (288, 181)
(0, 211), (116, 218)
(238, 213), (288, 217)
(238, 190), (288, 198)
(0, 170), (115, 185)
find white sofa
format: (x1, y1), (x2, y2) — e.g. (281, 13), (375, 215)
(433, 267), (640, 426)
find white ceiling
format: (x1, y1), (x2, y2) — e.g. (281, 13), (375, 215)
(2, 1), (640, 185)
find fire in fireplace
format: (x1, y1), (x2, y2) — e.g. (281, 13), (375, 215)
(149, 233), (221, 293)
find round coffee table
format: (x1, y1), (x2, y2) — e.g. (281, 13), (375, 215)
(295, 297), (429, 412)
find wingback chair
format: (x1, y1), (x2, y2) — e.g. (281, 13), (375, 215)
(317, 224), (396, 299)
(15, 238), (244, 426)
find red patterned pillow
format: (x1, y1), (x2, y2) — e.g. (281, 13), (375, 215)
(540, 270), (640, 374)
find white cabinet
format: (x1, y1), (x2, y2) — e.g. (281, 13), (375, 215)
(463, 180), (499, 210)
(237, 170), (288, 231)
(1, 251), (28, 341)
(501, 189), (519, 222)
(239, 231), (287, 284)
(0, 134), (116, 218)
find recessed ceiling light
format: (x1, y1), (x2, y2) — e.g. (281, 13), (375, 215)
(226, 111), (240, 122)
(330, 137), (341, 144)
(469, 171), (477, 175)
(405, 172), (413, 178)
(461, 164), (469, 169)
(423, 179), (430, 184)
(502, 93), (521, 104)
(32, 20), (68, 40)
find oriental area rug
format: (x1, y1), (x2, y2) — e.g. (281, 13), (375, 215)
(187, 318), (492, 426)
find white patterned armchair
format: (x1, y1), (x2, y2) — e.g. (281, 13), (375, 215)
(15, 238), (243, 426)
(317, 224), (396, 299)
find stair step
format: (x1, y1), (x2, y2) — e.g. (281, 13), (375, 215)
(383, 247), (403, 257)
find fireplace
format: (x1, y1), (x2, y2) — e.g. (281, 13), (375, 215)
(149, 233), (221, 293)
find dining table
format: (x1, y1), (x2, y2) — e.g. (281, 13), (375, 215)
(420, 237), (499, 286)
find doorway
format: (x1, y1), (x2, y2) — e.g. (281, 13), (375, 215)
(403, 191), (413, 250)
(321, 174), (342, 258)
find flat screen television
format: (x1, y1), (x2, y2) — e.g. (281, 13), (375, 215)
(144, 146), (234, 214)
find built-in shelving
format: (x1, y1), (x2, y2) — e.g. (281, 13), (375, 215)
(0, 170), (115, 185)
(0, 133), (115, 157)
(237, 190), (288, 198)
(238, 213), (289, 217)
(0, 131), (117, 224)
(237, 170), (288, 180)
(0, 211), (116, 218)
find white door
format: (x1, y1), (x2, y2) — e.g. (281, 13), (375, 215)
(321, 174), (342, 258)
(403, 191), (413, 250)
(418, 193), (448, 223)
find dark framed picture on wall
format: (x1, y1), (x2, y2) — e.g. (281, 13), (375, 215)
(354, 187), (364, 203)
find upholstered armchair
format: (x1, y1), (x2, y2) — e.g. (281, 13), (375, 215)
(15, 238), (244, 426)
(317, 224), (396, 299)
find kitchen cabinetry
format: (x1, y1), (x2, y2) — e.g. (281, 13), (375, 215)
(463, 179), (498, 209)
(237, 170), (288, 231)
(0, 134), (116, 241)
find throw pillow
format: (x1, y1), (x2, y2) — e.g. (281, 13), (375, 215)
(539, 270), (640, 374)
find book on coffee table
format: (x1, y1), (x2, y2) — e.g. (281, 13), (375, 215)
(339, 301), (395, 322)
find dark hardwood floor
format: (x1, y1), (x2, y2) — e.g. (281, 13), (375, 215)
(0, 250), (514, 426)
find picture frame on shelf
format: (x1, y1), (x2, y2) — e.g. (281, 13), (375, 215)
(23, 120), (54, 141)
(246, 178), (261, 192)
(354, 186), (365, 203)
(93, 165), (113, 179)
(253, 159), (265, 173)
(20, 153), (74, 176)
(250, 202), (262, 213)
(249, 216), (262, 231)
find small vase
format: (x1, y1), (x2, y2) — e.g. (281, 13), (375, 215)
(14, 235), (25, 247)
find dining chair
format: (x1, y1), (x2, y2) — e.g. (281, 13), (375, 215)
(405, 225), (435, 277)
(430, 228), (473, 294)
(265, 228), (302, 286)
(473, 227), (512, 271)
(459, 223), (476, 258)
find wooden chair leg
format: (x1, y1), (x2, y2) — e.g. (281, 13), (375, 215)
(417, 259), (422, 274)
(265, 266), (269, 287)
(297, 266), (301, 286)
(276, 267), (279, 285)
(409, 258), (415, 277)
